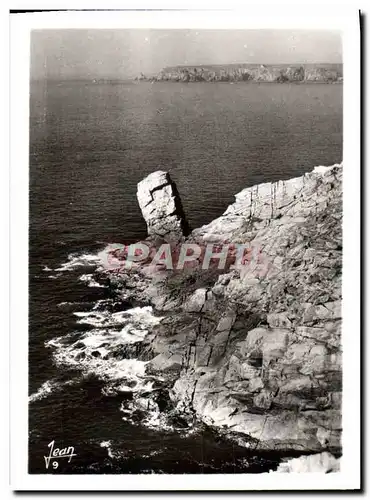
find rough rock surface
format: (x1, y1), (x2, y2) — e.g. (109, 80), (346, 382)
(137, 170), (189, 241)
(274, 452), (340, 473)
(106, 163), (342, 456)
(140, 64), (342, 83)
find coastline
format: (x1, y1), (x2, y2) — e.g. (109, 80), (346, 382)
(135, 63), (343, 84)
(98, 163), (343, 459)
(133, 80), (343, 85)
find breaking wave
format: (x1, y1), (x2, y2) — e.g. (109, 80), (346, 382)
(46, 298), (169, 420)
(78, 273), (107, 288)
(43, 250), (196, 436)
(54, 252), (102, 272)
(46, 306), (162, 379)
(29, 378), (77, 403)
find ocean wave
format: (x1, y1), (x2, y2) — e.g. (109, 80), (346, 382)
(99, 440), (133, 461)
(29, 378), (76, 403)
(54, 252), (102, 272)
(46, 306), (163, 397)
(100, 440), (116, 460)
(73, 305), (162, 330)
(47, 330), (153, 392)
(118, 389), (197, 436)
(120, 396), (174, 431)
(78, 273), (107, 288)
(46, 295), (183, 433)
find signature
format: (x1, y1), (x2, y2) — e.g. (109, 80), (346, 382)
(44, 440), (77, 470)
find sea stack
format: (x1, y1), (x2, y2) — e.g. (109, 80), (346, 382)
(137, 170), (189, 241)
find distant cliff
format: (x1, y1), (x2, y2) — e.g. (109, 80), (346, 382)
(135, 63), (343, 83)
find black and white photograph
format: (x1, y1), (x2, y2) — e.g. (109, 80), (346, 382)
(9, 8), (361, 491)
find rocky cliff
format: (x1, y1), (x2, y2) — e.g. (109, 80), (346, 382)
(136, 64), (343, 84)
(103, 164), (342, 458)
(137, 170), (189, 242)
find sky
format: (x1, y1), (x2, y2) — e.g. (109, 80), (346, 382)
(30, 29), (342, 80)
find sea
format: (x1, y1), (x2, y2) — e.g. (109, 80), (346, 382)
(29, 80), (342, 474)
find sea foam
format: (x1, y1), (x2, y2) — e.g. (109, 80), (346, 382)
(29, 378), (76, 403)
(54, 252), (102, 272)
(46, 306), (163, 396)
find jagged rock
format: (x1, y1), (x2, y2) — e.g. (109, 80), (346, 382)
(274, 452), (340, 473)
(144, 64), (342, 83)
(216, 313), (236, 332)
(137, 170), (188, 241)
(267, 312), (292, 329)
(192, 164), (342, 242)
(147, 353), (183, 373)
(107, 163), (343, 455)
(183, 288), (207, 312)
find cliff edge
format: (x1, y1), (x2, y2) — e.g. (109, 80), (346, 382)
(104, 163), (343, 455)
(136, 64), (343, 84)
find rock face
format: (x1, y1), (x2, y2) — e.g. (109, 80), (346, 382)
(137, 170), (189, 241)
(274, 452), (340, 473)
(140, 63), (342, 83)
(110, 163), (343, 456)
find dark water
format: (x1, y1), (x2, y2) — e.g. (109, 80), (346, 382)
(29, 80), (342, 474)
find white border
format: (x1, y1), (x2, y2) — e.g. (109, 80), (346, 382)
(10, 8), (360, 491)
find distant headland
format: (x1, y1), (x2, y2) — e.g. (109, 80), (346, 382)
(135, 63), (343, 84)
